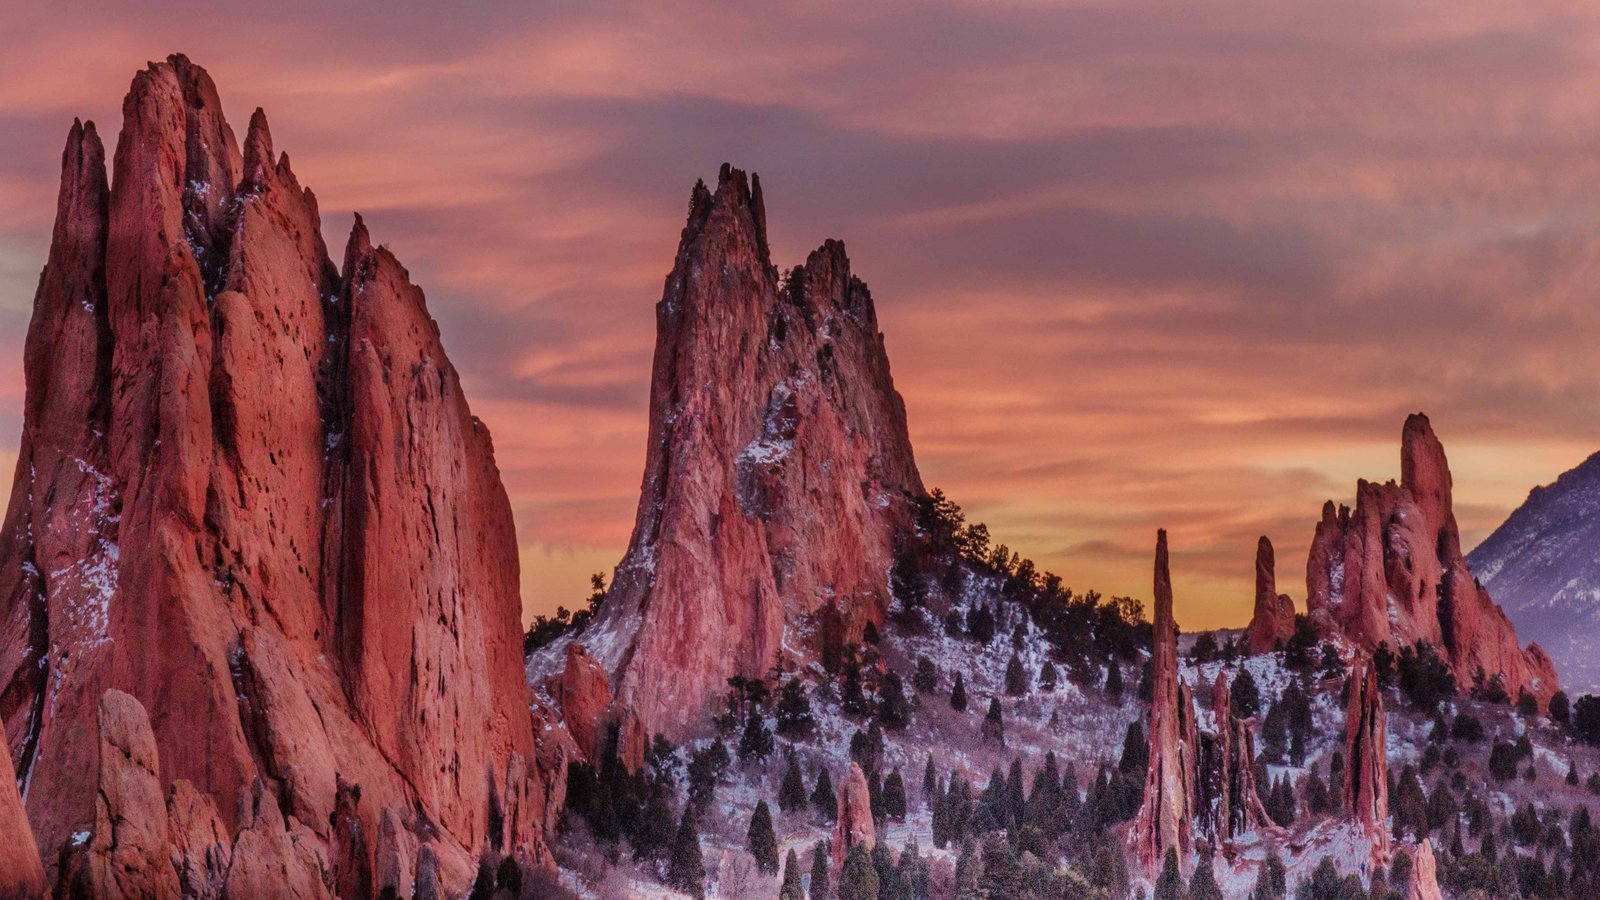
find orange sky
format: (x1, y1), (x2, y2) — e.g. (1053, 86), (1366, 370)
(3, 2), (1600, 630)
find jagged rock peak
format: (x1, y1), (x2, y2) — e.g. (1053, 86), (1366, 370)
(559, 164), (923, 739)
(0, 54), (565, 890)
(1245, 535), (1296, 654)
(1304, 414), (1557, 707)
(1198, 671), (1273, 844)
(1131, 530), (1198, 874)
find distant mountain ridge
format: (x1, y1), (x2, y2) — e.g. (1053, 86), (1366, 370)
(1469, 450), (1600, 695)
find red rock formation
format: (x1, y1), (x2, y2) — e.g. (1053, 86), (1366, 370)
(87, 689), (184, 898)
(1409, 838), (1442, 900)
(1131, 530), (1198, 874)
(552, 642), (613, 764)
(1244, 536), (1296, 654)
(1305, 415), (1557, 706)
(1199, 671), (1273, 843)
(0, 55), (564, 889)
(571, 165), (924, 737)
(0, 702), (44, 897)
(1344, 658), (1389, 857)
(167, 779), (231, 899)
(832, 763), (876, 870)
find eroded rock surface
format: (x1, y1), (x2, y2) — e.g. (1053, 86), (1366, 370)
(0, 54), (563, 889)
(1344, 658), (1389, 858)
(571, 165), (924, 737)
(1305, 414), (1557, 706)
(1244, 536), (1295, 654)
(831, 762), (876, 870)
(1131, 530), (1198, 874)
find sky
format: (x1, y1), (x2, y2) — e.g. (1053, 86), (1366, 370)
(2, 1), (1599, 631)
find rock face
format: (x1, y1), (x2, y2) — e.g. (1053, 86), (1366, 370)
(1343, 658), (1389, 857)
(831, 762), (876, 870)
(1467, 450), (1600, 695)
(0, 54), (563, 887)
(1131, 530), (1198, 874)
(573, 165), (924, 737)
(1305, 414), (1557, 707)
(1198, 671), (1272, 844)
(1409, 838), (1443, 900)
(0, 696), (44, 897)
(1244, 536), (1296, 654)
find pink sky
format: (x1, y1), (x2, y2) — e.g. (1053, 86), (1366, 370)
(3, 2), (1600, 629)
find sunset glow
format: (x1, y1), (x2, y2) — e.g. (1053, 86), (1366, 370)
(4, 1), (1599, 630)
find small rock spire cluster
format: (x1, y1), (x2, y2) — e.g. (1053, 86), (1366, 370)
(1244, 536), (1296, 653)
(1199, 671), (1274, 844)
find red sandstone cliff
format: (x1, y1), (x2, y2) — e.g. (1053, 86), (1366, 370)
(0, 55), (564, 891)
(1244, 536), (1296, 654)
(569, 165), (924, 738)
(1344, 657), (1389, 859)
(1305, 414), (1557, 706)
(1131, 530), (1199, 874)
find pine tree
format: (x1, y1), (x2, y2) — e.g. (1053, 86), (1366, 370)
(780, 849), (806, 900)
(839, 842), (880, 900)
(1004, 653), (1028, 695)
(780, 753), (808, 812)
(884, 768), (907, 820)
(1006, 758), (1025, 828)
(813, 768), (837, 820)
(953, 840), (982, 900)
(1231, 669), (1261, 718)
(922, 755), (936, 804)
(950, 672), (968, 712)
(667, 807), (706, 899)
(982, 697), (1004, 745)
(913, 656), (939, 694)
(1039, 660), (1059, 692)
(1104, 659), (1124, 705)
(810, 841), (831, 900)
(748, 800), (779, 875)
(740, 710), (775, 760)
(1189, 849), (1223, 900)
(878, 672), (910, 729)
(632, 791), (675, 862)
(776, 679), (815, 736)
(1154, 848), (1183, 900)
(868, 768), (886, 824)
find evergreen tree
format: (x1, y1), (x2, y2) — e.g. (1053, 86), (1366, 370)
(667, 807), (706, 899)
(631, 791), (676, 862)
(950, 672), (968, 712)
(923, 755), (937, 803)
(813, 768), (838, 820)
(810, 841), (831, 900)
(1104, 659), (1124, 705)
(868, 768), (886, 825)
(776, 679), (815, 736)
(842, 658), (872, 716)
(780, 753), (808, 812)
(1154, 848), (1183, 900)
(1231, 668), (1262, 718)
(839, 842), (880, 900)
(982, 697), (1005, 745)
(913, 656), (938, 694)
(780, 849), (806, 900)
(953, 841), (982, 900)
(1189, 849), (1223, 900)
(1118, 721), (1148, 774)
(967, 604), (996, 644)
(748, 800), (780, 874)
(1039, 660), (1059, 692)
(1004, 653), (1029, 695)
(884, 768), (907, 820)
(877, 672), (910, 730)
(740, 710), (775, 760)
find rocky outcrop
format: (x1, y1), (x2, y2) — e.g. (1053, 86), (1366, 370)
(551, 643), (614, 764)
(1131, 530), (1198, 874)
(1198, 671), (1273, 844)
(87, 689), (183, 898)
(1244, 537), (1295, 654)
(1409, 839), (1442, 900)
(0, 54), (563, 887)
(831, 763), (876, 870)
(1344, 658), (1389, 858)
(571, 164), (924, 737)
(1305, 415), (1557, 707)
(0, 694), (44, 897)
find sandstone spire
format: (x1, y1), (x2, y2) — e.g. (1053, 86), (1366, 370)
(1344, 657), (1389, 857)
(567, 164), (924, 738)
(0, 55), (564, 889)
(1409, 838), (1443, 900)
(1199, 671), (1273, 844)
(1131, 530), (1198, 874)
(832, 762), (876, 870)
(1244, 536), (1295, 653)
(1305, 414), (1557, 706)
